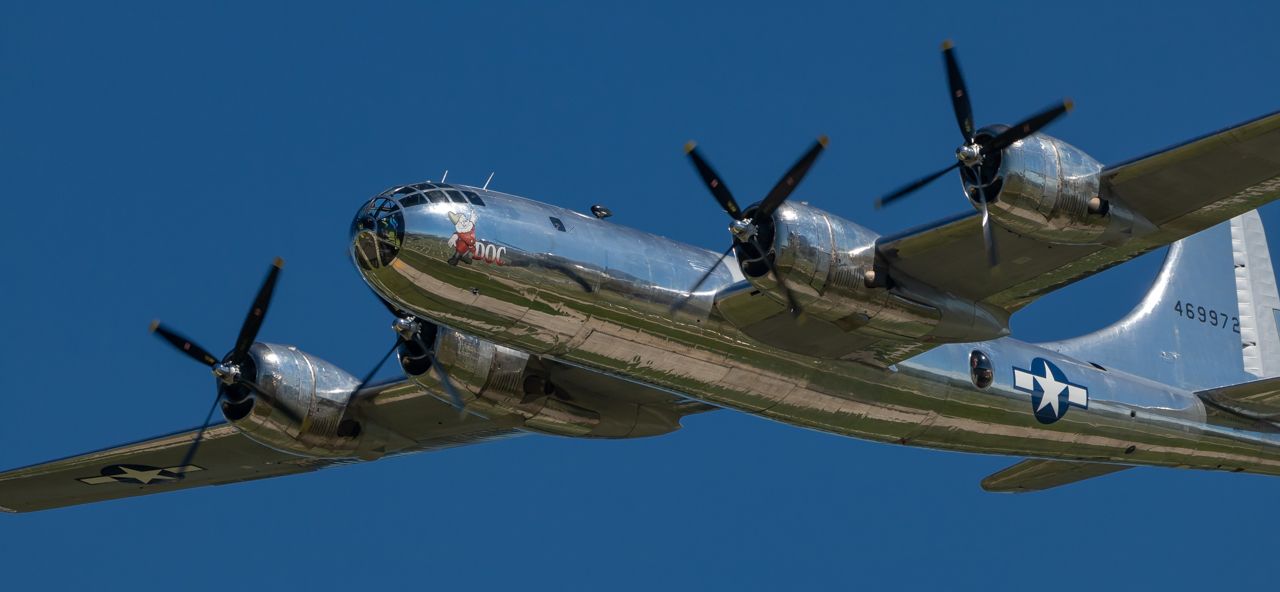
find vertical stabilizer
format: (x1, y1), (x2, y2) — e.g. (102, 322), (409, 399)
(1044, 210), (1280, 390)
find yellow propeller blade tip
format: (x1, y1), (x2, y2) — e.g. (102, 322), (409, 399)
(683, 141), (697, 154)
(273, 257), (285, 268)
(941, 39), (954, 51)
(148, 319), (160, 333)
(1064, 98), (1075, 112)
(818, 135), (830, 148)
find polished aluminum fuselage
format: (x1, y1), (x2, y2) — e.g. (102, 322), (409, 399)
(355, 185), (1280, 476)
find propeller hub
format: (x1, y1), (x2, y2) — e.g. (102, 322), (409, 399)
(392, 316), (420, 341)
(212, 362), (242, 386)
(956, 143), (983, 167)
(729, 219), (757, 242)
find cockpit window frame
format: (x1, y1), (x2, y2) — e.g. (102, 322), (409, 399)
(399, 193), (426, 207)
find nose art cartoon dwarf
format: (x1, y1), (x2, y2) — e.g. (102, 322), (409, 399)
(447, 211), (476, 266)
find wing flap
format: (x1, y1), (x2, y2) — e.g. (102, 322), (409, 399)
(981, 459), (1132, 493)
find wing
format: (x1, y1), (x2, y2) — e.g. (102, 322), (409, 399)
(0, 364), (714, 513)
(980, 459), (1132, 493)
(0, 381), (522, 513)
(879, 110), (1280, 313)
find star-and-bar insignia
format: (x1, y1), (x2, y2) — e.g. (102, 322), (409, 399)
(77, 464), (203, 485)
(1012, 358), (1089, 424)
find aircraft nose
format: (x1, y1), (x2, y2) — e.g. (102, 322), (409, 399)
(350, 195), (405, 270)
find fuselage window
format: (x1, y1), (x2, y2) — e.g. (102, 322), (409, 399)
(549, 217), (566, 232)
(463, 191), (485, 206)
(970, 350), (994, 389)
(392, 186), (415, 196)
(412, 182), (438, 190)
(399, 193), (426, 207)
(445, 190), (468, 203)
(425, 190), (447, 203)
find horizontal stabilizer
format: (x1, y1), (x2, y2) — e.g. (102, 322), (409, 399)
(1197, 377), (1280, 420)
(981, 459), (1132, 493)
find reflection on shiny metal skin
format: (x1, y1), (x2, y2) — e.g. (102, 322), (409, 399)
(969, 132), (1154, 245)
(354, 183), (1280, 478)
(225, 343), (362, 458)
(351, 196), (405, 270)
(760, 202), (1009, 343)
(404, 327), (684, 438)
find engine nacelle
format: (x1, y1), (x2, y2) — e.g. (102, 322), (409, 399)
(403, 327), (684, 438)
(968, 132), (1154, 245)
(733, 202), (1008, 343)
(222, 343), (362, 458)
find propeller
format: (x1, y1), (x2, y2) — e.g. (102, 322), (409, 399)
(149, 257), (284, 477)
(874, 40), (1073, 267)
(361, 289), (467, 412)
(673, 137), (828, 315)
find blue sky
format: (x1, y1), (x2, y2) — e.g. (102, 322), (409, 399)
(2, 1), (1278, 589)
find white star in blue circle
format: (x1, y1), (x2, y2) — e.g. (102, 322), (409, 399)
(1012, 358), (1089, 424)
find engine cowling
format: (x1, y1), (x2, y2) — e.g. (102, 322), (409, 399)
(966, 131), (1154, 245)
(221, 343), (362, 458)
(729, 201), (1008, 343)
(402, 326), (684, 438)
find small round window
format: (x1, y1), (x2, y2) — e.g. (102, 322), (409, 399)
(969, 350), (994, 389)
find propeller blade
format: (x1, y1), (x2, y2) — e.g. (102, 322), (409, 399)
(175, 393), (222, 479)
(354, 337), (404, 392)
(942, 40), (975, 140)
(685, 142), (744, 220)
(750, 237), (802, 318)
(980, 199), (999, 267)
(150, 321), (220, 367)
(426, 351), (466, 411)
(670, 243), (736, 314)
(976, 181), (998, 267)
(984, 99), (1073, 153)
(232, 258), (284, 361)
(755, 136), (828, 220)
(874, 161), (960, 209)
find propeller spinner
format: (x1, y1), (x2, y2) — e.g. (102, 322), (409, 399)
(673, 136), (828, 315)
(874, 40), (1073, 267)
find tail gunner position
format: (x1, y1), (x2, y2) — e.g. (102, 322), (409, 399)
(5, 42), (1280, 511)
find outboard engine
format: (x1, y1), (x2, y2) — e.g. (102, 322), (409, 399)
(966, 129), (1154, 245)
(220, 343), (363, 458)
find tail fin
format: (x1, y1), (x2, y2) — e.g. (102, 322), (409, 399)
(1044, 210), (1280, 390)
